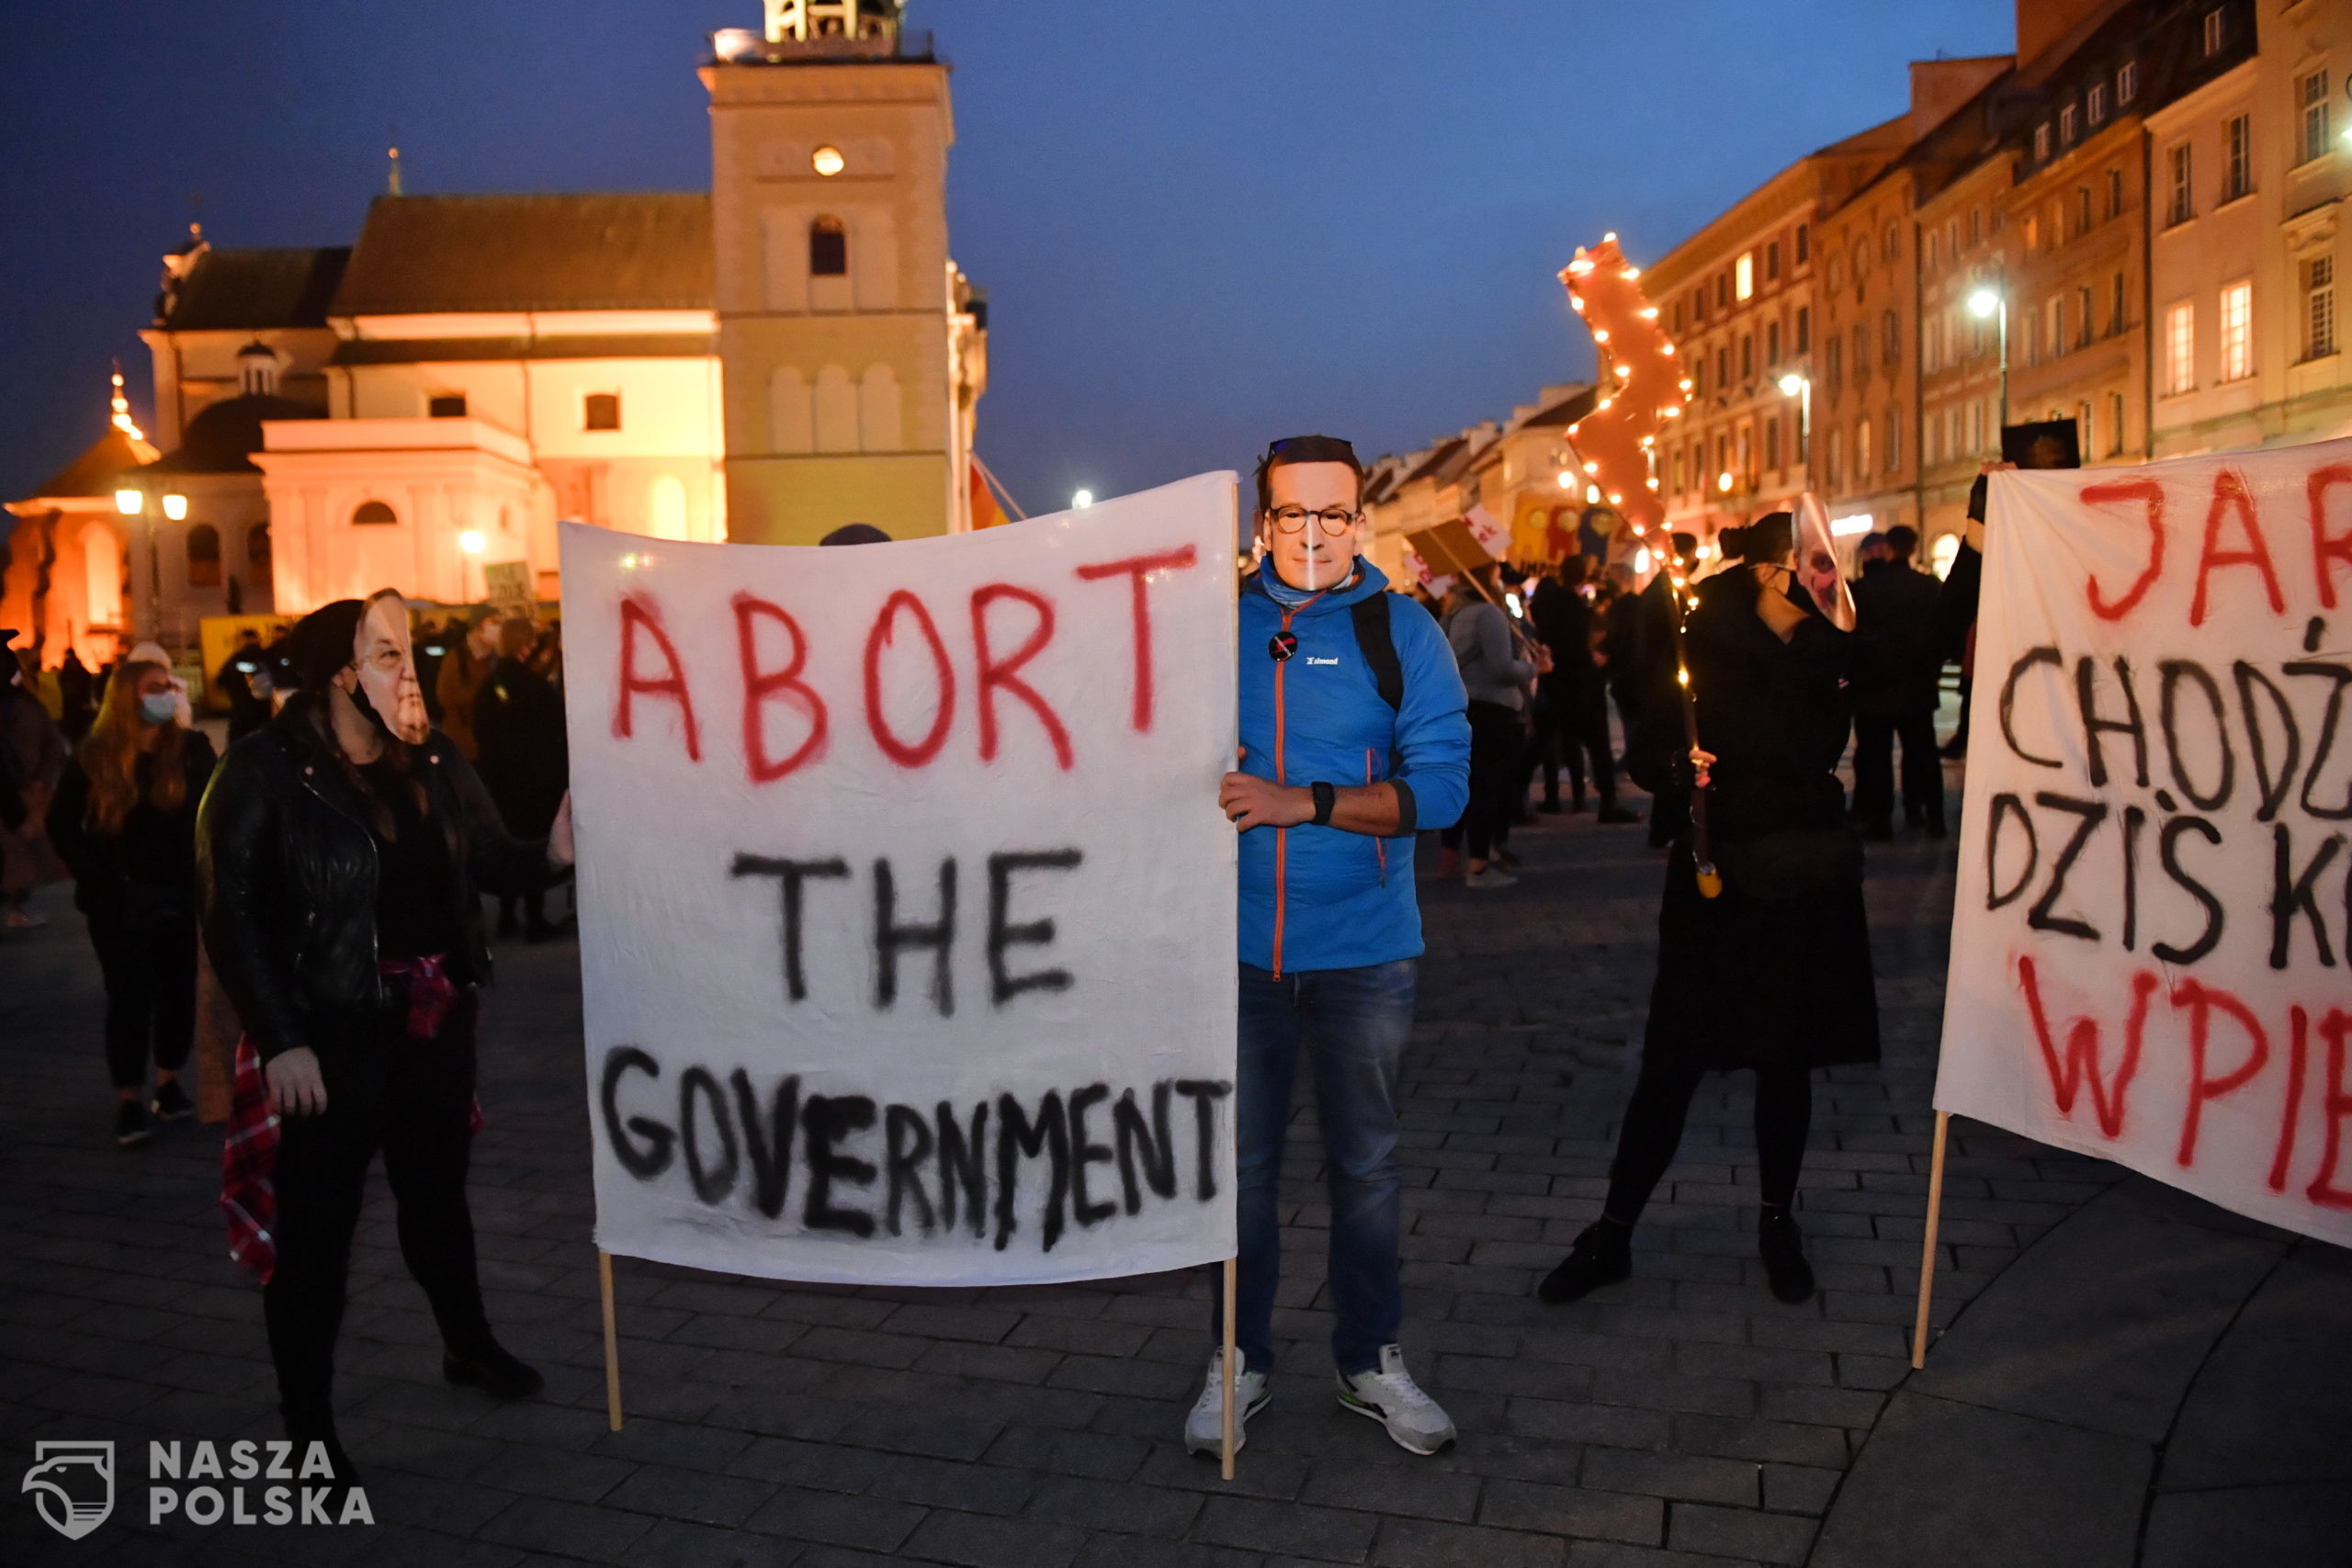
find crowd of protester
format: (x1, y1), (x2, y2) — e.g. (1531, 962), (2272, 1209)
(0, 467), (1988, 1480)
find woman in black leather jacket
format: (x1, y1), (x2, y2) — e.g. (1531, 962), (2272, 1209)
(198, 591), (573, 1483)
(1538, 513), (1877, 1309)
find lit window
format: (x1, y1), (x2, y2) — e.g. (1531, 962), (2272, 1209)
(2222, 115), (2252, 202)
(2168, 143), (2194, 225)
(2165, 301), (2196, 395)
(584, 392), (621, 431)
(2307, 256), (2337, 361)
(2219, 279), (2253, 380)
(427, 393), (467, 418)
(2301, 72), (2332, 165)
(1736, 252), (1755, 300)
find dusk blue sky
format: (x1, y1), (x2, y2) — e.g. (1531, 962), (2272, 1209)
(2, 0), (2016, 515)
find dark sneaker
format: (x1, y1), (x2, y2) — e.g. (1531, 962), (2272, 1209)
(152, 1078), (195, 1122)
(1538, 1220), (1632, 1303)
(444, 1342), (544, 1399)
(1759, 1209), (1815, 1303)
(116, 1100), (154, 1147)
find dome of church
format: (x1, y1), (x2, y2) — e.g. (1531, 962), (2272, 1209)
(148, 394), (322, 475)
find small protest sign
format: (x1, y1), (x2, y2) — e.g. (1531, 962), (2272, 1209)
(1938, 439), (2352, 1245)
(560, 474), (1241, 1286)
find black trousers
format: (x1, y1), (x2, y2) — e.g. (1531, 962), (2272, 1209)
(1441, 700), (1524, 860)
(1853, 710), (1942, 826)
(1603, 1057), (1813, 1225)
(265, 998), (493, 1417)
(87, 915), (198, 1089)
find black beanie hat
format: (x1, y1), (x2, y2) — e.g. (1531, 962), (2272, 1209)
(288, 600), (368, 691)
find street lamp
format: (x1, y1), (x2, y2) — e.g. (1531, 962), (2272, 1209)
(113, 484), (184, 643)
(1969, 284), (2009, 431)
(1778, 372), (1812, 468)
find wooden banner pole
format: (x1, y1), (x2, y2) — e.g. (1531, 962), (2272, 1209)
(598, 1249), (624, 1430)
(1220, 1257), (1238, 1482)
(1910, 1111), (1951, 1370)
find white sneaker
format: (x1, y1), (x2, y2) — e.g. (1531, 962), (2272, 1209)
(1464, 866), (1518, 889)
(1182, 1348), (1270, 1457)
(1337, 1344), (1456, 1455)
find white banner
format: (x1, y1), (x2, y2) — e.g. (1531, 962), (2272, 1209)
(560, 474), (1240, 1285)
(1939, 439), (2352, 1245)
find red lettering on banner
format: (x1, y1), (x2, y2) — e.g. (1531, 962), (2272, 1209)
(863, 589), (956, 768)
(614, 593), (702, 761)
(2188, 468), (2286, 626)
(734, 593), (827, 783)
(970, 584), (1073, 770)
(2173, 978), (2271, 1167)
(2018, 955), (2154, 1137)
(2270, 1006), (2311, 1192)
(2080, 479), (2167, 622)
(1075, 546), (1199, 733)
(2310, 465), (2352, 610)
(2304, 1010), (2352, 1210)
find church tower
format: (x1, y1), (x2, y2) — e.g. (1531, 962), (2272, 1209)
(705, 1), (987, 544)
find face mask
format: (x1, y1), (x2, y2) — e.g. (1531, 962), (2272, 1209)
(139, 692), (177, 726)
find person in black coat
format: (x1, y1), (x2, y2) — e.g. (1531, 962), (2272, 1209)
(198, 592), (573, 1486)
(1623, 531), (1702, 845)
(214, 629), (272, 741)
(1528, 559), (1639, 822)
(471, 618), (571, 941)
(47, 658), (219, 1145)
(1539, 513), (1877, 1308)
(1849, 525), (1947, 838)
(1600, 562), (1645, 748)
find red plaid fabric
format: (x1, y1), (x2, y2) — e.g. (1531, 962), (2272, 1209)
(220, 955), (483, 1282)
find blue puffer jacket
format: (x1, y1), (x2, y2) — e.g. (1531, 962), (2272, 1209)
(1237, 558), (1470, 974)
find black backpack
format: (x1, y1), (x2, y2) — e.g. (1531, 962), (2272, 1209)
(1350, 592), (1406, 712)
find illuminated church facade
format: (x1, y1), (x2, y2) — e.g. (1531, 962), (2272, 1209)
(3, 0), (989, 666)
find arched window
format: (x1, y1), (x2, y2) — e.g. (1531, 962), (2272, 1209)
(352, 500), (397, 525)
(247, 523), (273, 590)
(187, 523), (221, 588)
(809, 216), (848, 277)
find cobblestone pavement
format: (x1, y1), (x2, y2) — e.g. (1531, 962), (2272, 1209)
(1, 771), (2121, 1567)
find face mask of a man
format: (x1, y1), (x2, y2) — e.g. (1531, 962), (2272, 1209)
(349, 594), (431, 744)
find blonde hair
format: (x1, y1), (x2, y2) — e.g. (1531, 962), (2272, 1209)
(78, 660), (188, 835)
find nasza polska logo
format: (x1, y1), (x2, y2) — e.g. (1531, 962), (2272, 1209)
(19, 1439), (373, 1537)
(21, 1440), (113, 1540)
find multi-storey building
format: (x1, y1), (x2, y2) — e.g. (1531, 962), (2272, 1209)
(2, 0), (989, 668)
(2151, 0), (2347, 454)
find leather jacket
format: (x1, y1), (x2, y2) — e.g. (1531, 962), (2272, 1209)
(198, 694), (559, 1060)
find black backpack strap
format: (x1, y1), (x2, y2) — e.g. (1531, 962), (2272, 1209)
(1350, 592), (1405, 712)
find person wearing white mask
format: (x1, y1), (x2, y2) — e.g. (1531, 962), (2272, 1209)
(47, 658), (220, 1145)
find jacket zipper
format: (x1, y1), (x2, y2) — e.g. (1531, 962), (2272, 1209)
(1267, 589), (1339, 979)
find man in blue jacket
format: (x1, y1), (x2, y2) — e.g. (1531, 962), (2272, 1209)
(1186, 435), (1471, 1458)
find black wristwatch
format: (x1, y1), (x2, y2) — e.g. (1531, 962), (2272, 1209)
(1309, 781), (1336, 826)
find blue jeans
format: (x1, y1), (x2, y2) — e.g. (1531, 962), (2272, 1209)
(1220, 958), (1415, 1377)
